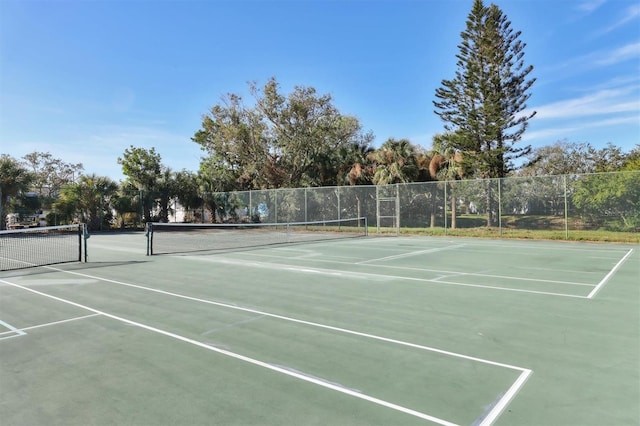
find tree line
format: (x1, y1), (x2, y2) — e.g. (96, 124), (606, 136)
(1, 0), (638, 230)
(2, 138), (637, 231)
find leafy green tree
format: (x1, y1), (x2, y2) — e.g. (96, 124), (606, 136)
(22, 151), (83, 201)
(622, 144), (640, 171)
(48, 190), (78, 226)
(193, 93), (269, 191)
(520, 141), (596, 176)
(434, 0), (535, 225)
(252, 78), (366, 188)
(194, 77), (368, 190)
(0, 155), (35, 230)
(589, 143), (629, 173)
(573, 171), (640, 231)
(174, 170), (203, 222)
(117, 146), (163, 222)
(521, 141), (633, 176)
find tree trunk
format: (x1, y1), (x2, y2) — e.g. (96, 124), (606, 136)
(485, 183), (494, 227)
(429, 186), (437, 228)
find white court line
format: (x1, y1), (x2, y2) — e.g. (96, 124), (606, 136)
(186, 255), (590, 299)
(356, 244), (466, 265)
(478, 369), (533, 426)
(237, 252), (596, 288)
(429, 279), (588, 298)
(0, 314), (100, 337)
(587, 249), (635, 299)
(31, 268), (529, 371)
(337, 237), (633, 254)
(0, 277), (459, 426)
(0, 319), (26, 340)
(7, 267), (534, 425)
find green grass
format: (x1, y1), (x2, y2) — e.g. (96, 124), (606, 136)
(394, 226), (639, 243)
(390, 214), (640, 243)
(379, 226), (640, 243)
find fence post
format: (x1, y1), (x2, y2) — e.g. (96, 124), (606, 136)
(274, 189), (278, 223)
(395, 183), (400, 235)
(304, 187), (308, 223)
(444, 181), (448, 235)
(564, 174), (569, 240)
(498, 178), (502, 236)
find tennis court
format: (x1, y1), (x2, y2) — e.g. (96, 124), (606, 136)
(1, 229), (638, 425)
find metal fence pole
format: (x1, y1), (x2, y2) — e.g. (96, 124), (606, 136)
(275, 189), (278, 223)
(304, 188), (308, 223)
(498, 178), (503, 236)
(337, 187), (341, 221)
(564, 175), (569, 240)
(444, 181), (448, 235)
(395, 184), (400, 235)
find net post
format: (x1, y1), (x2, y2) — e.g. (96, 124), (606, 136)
(83, 223), (89, 262)
(77, 224), (83, 262)
(145, 223), (152, 256)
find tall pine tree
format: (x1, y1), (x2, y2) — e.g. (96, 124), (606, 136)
(434, 0), (536, 180)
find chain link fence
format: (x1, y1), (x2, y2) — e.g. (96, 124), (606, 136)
(15, 171), (637, 236)
(155, 171), (638, 236)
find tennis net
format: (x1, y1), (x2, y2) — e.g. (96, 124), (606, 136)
(146, 217), (368, 255)
(0, 224), (86, 271)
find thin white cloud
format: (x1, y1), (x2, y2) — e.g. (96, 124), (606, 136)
(523, 115), (639, 142)
(522, 126), (581, 142)
(587, 74), (640, 91)
(595, 4), (640, 36)
(596, 42), (640, 66)
(533, 88), (640, 120)
(537, 43), (640, 81)
(577, 0), (607, 13)
(520, 79), (639, 146)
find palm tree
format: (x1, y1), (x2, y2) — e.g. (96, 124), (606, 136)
(0, 155), (34, 230)
(111, 192), (137, 229)
(174, 170), (203, 223)
(335, 141), (375, 186)
(55, 174), (118, 230)
(431, 133), (466, 228)
(155, 168), (177, 222)
(370, 138), (419, 185)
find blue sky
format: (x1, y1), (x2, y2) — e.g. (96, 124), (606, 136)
(1, 0), (638, 181)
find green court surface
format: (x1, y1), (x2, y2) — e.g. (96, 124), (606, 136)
(1, 233), (638, 425)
